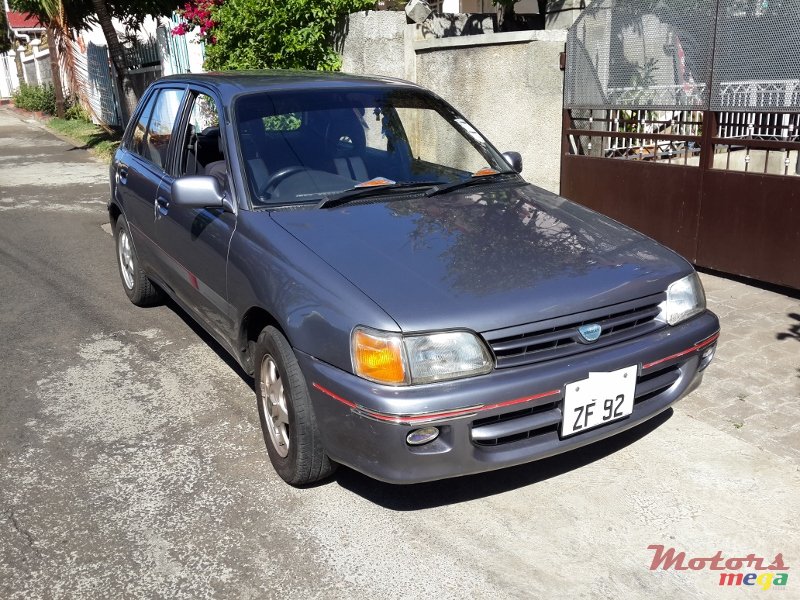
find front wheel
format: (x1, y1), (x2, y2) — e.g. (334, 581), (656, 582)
(254, 326), (336, 486)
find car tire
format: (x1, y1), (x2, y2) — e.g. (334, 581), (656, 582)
(114, 214), (163, 307)
(255, 326), (336, 486)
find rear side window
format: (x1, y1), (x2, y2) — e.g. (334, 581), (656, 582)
(130, 93), (158, 158)
(128, 88), (186, 170)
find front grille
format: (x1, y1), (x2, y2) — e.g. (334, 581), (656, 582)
(485, 294), (667, 369)
(471, 358), (682, 447)
(472, 400), (560, 430)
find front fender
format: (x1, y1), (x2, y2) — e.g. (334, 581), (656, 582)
(227, 211), (399, 372)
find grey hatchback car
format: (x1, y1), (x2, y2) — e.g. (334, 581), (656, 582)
(109, 71), (719, 485)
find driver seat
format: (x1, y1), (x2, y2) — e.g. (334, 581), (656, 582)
(238, 117), (271, 196)
(203, 128), (229, 189)
(325, 110), (369, 182)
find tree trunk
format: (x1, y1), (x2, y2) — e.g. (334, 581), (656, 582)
(497, 2), (518, 32)
(538, 0), (549, 29)
(90, 0), (132, 124)
(46, 27), (66, 118)
(13, 44), (25, 86)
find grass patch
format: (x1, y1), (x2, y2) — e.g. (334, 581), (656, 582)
(46, 118), (122, 163)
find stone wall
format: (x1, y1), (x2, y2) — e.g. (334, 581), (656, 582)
(341, 11), (567, 193)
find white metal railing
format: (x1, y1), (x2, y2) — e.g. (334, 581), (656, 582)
(605, 83), (708, 108)
(717, 111), (799, 141)
(0, 52), (19, 98)
(716, 79), (800, 111)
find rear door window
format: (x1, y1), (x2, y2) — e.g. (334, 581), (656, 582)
(129, 93), (158, 158)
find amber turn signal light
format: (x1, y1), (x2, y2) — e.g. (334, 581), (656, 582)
(352, 328), (407, 385)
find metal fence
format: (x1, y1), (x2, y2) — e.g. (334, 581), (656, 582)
(87, 42), (122, 126)
(565, 0), (717, 111)
(564, 0), (800, 177)
(165, 13), (192, 73)
(566, 0), (800, 113)
(6, 17), (205, 123)
(561, 0), (800, 289)
(710, 0), (800, 111)
(0, 53), (16, 97)
(124, 36), (161, 70)
(161, 12), (206, 75)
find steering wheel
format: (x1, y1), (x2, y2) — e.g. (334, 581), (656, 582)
(260, 165), (307, 198)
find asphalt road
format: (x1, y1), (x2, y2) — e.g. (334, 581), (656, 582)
(1, 109), (798, 599)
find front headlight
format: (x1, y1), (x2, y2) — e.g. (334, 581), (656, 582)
(351, 327), (493, 385)
(663, 272), (706, 325)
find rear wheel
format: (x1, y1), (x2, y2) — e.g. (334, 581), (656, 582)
(114, 214), (162, 306)
(255, 326), (336, 485)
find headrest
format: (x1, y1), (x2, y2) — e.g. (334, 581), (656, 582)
(196, 126), (225, 156)
(324, 109), (366, 157)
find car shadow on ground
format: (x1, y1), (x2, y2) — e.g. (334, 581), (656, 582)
(164, 297), (255, 391)
(332, 409), (673, 510)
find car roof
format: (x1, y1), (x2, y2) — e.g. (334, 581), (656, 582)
(157, 70), (423, 99)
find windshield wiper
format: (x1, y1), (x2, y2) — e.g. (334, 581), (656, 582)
(424, 171), (519, 198)
(317, 179), (445, 209)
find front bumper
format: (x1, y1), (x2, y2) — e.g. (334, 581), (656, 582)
(297, 311), (720, 484)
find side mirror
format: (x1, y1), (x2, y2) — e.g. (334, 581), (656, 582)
(502, 151), (523, 174)
(172, 176), (229, 211)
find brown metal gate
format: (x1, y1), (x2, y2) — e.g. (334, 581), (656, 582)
(561, 0), (800, 290)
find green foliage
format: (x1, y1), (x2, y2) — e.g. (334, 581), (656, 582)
(0, 10), (13, 54)
(264, 113), (302, 131)
(47, 117), (121, 162)
(204, 0), (375, 71)
(64, 99), (92, 122)
(12, 83), (57, 114)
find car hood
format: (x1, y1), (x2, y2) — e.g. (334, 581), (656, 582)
(269, 183), (692, 333)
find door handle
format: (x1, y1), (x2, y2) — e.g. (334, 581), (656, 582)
(155, 196), (169, 218)
(117, 163), (128, 185)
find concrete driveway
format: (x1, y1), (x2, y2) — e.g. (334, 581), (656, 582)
(1, 108), (798, 599)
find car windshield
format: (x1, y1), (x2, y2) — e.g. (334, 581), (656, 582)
(233, 87), (512, 207)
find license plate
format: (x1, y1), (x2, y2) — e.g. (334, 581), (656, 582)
(561, 365), (637, 437)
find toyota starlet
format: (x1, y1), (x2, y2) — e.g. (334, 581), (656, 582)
(109, 71), (719, 485)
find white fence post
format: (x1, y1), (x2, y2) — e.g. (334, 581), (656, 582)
(0, 52), (21, 98)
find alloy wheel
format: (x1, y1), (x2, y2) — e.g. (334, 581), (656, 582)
(118, 229), (135, 290)
(260, 354), (290, 457)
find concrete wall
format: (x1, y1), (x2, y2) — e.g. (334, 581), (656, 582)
(341, 11), (409, 80)
(341, 11), (567, 193)
(17, 46), (53, 87)
(545, 0), (589, 30)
